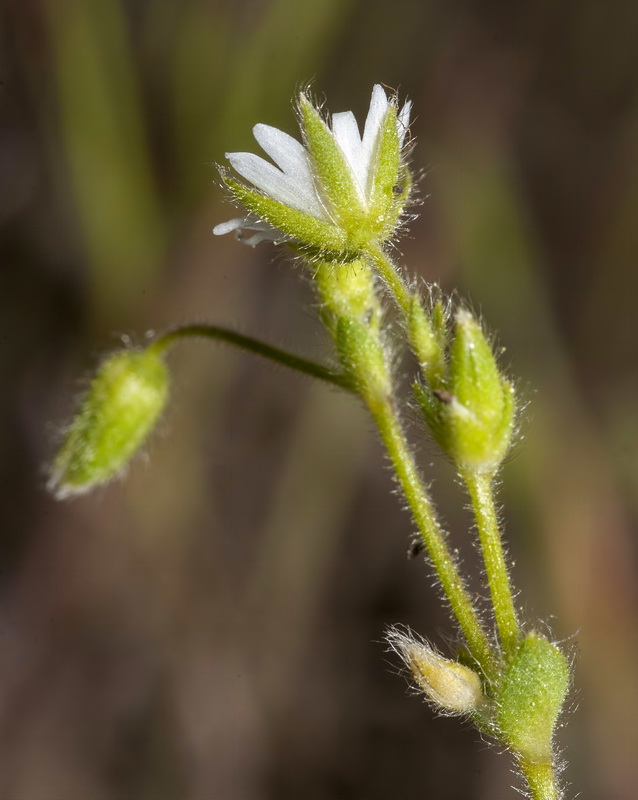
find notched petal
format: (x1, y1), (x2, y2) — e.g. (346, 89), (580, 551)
(227, 151), (326, 219)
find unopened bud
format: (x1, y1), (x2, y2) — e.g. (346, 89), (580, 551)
(496, 632), (570, 764)
(416, 309), (516, 474)
(49, 347), (169, 499)
(388, 628), (485, 715)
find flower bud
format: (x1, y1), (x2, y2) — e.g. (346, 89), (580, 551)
(416, 309), (516, 474)
(388, 628), (485, 715)
(496, 632), (570, 764)
(49, 348), (169, 499)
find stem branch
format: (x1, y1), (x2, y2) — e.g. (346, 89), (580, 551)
(151, 324), (353, 392)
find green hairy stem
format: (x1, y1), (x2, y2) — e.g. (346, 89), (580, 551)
(464, 471), (520, 658)
(152, 324), (353, 391)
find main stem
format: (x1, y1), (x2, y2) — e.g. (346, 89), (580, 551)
(464, 471), (520, 657)
(519, 758), (562, 800)
(151, 324), (353, 392)
(367, 394), (498, 682)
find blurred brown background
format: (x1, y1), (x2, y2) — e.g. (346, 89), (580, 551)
(1, 0), (638, 798)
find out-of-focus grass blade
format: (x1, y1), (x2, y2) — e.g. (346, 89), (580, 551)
(170, 0), (355, 206)
(48, 0), (166, 326)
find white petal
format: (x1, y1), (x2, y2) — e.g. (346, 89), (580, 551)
(213, 216), (249, 235)
(227, 152), (327, 220)
(252, 124), (325, 219)
(241, 229), (282, 247)
(212, 213), (269, 235)
(213, 214), (283, 246)
(398, 100), (412, 148)
(253, 124), (310, 178)
(364, 85), (390, 137)
(359, 84), (390, 194)
(331, 111), (366, 199)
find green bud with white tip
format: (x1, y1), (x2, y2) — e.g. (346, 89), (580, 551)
(416, 308), (516, 474)
(50, 348), (169, 499)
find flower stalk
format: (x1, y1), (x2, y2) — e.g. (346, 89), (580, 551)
(464, 470), (520, 657)
(151, 324), (352, 391)
(364, 240), (413, 316)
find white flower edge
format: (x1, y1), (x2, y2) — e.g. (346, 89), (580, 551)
(213, 84), (411, 246)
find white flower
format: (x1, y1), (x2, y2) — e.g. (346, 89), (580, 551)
(214, 84), (412, 247)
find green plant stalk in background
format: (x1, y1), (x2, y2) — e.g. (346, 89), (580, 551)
(50, 85), (572, 800)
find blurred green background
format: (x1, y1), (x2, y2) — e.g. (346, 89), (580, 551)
(1, 0), (638, 797)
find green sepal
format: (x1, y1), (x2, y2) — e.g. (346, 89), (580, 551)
(335, 316), (390, 403)
(50, 348), (169, 498)
(298, 95), (364, 224)
(413, 380), (448, 449)
(224, 176), (355, 258)
(408, 294), (446, 387)
(496, 632), (570, 764)
(431, 299), (449, 354)
(314, 259), (380, 335)
(367, 104), (402, 229)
